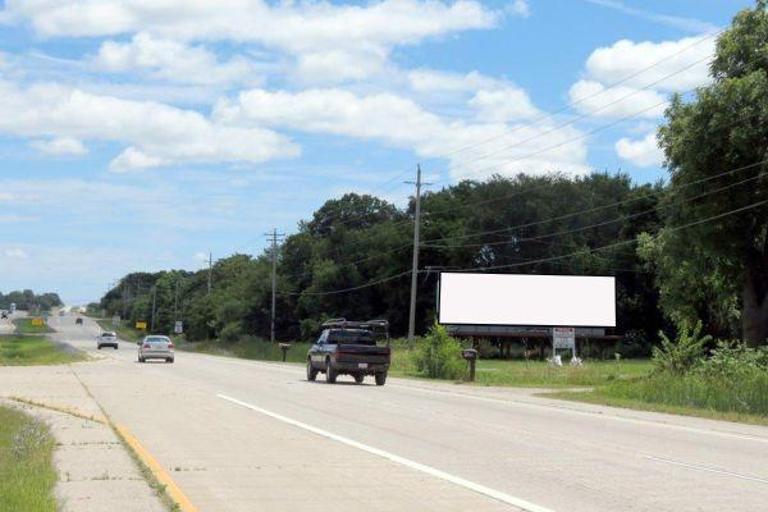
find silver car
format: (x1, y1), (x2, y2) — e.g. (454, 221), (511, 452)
(97, 331), (119, 350)
(137, 335), (175, 363)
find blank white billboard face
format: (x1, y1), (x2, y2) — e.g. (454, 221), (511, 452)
(438, 273), (616, 327)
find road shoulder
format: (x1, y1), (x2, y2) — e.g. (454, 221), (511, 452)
(0, 365), (166, 512)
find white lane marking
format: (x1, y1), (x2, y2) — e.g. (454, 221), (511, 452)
(217, 393), (553, 512)
(202, 360), (768, 446)
(386, 384), (768, 446)
(646, 455), (768, 485)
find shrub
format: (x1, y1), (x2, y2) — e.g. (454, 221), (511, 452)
(696, 340), (768, 381)
(615, 330), (651, 359)
(218, 322), (243, 344)
(651, 321), (711, 375)
(412, 324), (466, 380)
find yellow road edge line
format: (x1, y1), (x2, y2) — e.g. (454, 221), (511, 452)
(114, 423), (199, 512)
(6, 396), (108, 424)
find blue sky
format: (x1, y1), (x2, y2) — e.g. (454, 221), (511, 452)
(0, 0), (755, 303)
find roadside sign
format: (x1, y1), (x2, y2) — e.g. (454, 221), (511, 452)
(553, 327), (576, 351)
(31, 317), (45, 327)
(135, 321), (147, 330)
(112, 315), (121, 327)
(174, 321), (183, 334)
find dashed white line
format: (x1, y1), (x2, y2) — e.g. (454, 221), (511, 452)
(217, 393), (554, 512)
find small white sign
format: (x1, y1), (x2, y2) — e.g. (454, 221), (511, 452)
(112, 315), (121, 327)
(174, 320), (183, 334)
(553, 327), (576, 350)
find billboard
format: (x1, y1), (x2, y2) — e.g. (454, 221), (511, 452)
(438, 273), (616, 328)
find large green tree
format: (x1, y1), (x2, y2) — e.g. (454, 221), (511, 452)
(656, 1), (768, 345)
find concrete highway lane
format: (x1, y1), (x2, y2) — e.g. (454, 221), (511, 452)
(48, 315), (768, 512)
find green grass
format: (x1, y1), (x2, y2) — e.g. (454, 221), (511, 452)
(13, 318), (54, 334)
(0, 406), (57, 511)
(0, 335), (85, 365)
(552, 371), (768, 421)
(389, 342), (652, 387)
(550, 387), (768, 426)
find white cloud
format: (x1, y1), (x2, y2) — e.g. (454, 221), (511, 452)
(0, 192), (15, 201)
(3, 0), (502, 81)
(294, 48), (390, 83)
(507, 0), (530, 18)
(408, 69), (539, 121)
(568, 80), (667, 119)
(584, 35), (715, 92)
(469, 87), (539, 122)
(408, 69), (501, 93)
(0, 80), (299, 171)
(94, 33), (261, 86)
(30, 136), (88, 156)
(616, 132), (663, 167)
(215, 87), (589, 179)
(3, 248), (28, 259)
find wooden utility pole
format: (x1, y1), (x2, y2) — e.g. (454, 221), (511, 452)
(405, 164), (431, 340)
(265, 229), (285, 343)
(207, 252), (213, 295)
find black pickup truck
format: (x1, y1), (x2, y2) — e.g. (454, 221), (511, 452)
(306, 319), (390, 386)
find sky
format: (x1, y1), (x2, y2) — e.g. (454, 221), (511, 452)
(0, 0), (755, 304)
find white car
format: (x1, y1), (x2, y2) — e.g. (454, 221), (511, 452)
(137, 335), (175, 363)
(97, 331), (119, 350)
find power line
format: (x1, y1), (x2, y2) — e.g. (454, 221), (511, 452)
(450, 197), (768, 273)
(282, 270), (412, 296)
(429, 31), (720, 161)
(420, 157), (768, 246)
(433, 54), (713, 183)
(422, 170), (766, 250)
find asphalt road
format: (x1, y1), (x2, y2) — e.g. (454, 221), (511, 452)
(46, 314), (768, 512)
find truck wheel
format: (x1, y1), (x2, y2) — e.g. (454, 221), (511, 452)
(307, 359), (318, 381)
(354, 374), (364, 384)
(325, 359), (337, 384)
(375, 372), (387, 386)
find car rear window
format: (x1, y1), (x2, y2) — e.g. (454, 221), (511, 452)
(327, 330), (375, 345)
(146, 337), (169, 343)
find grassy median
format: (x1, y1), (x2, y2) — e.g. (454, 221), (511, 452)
(0, 406), (57, 511)
(13, 318), (55, 334)
(0, 335), (85, 365)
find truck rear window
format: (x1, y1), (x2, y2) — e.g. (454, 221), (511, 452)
(327, 330), (375, 345)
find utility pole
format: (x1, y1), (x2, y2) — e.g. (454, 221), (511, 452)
(405, 164), (431, 340)
(207, 252), (213, 295)
(174, 277), (179, 321)
(265, 229), (285, 343)
(150, 286), (157, 332)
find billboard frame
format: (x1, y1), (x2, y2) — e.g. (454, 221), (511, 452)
(436, 271), (617, 329)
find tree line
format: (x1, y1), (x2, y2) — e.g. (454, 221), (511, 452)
(99, 172), (667, 351)
(0, 290), (63, 312)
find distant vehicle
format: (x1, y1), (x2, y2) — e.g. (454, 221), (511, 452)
(97, 331), (118, 350)
(307, 319), (390, 385)
(9, 303), (15, 313)
(137, 335), (174, 364)
(1, 311), (7, 319)
(75, 317), (83, 325)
